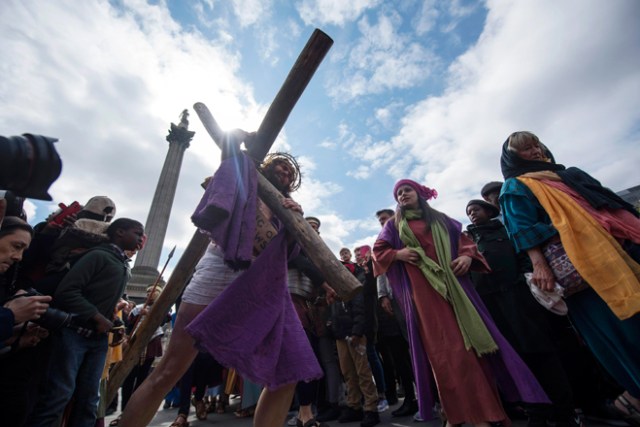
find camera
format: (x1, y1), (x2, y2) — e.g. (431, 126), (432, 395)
(0, 133), (62, 201)
(6, 288), (74, 331)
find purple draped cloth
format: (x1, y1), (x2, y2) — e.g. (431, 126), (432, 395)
(186, 152), (322, 389)
(376, 217), (549, 419)
(191, 153), (257, 269)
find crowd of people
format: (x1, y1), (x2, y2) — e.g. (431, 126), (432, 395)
(1, 130), (639, 427)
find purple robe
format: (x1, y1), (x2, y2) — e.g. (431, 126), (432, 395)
(191, 153), (257, 269)
(375, 217), (549, 419)
(186, 153), (322, 389)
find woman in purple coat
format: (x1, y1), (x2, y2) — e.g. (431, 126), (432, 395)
(373, 179), (548, 426)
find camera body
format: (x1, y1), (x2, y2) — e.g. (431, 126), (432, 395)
(12, 288), (75, 331)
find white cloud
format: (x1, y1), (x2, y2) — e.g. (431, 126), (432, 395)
(231, 0), (272, 28)
(296, 0), (380, 27)
(0, 0), (258, 256)
(327, 11), (439, 101)
(413, 0), (439, 35)
(345, 0), (640, 223)
(347, 165), (371, 180)
(256, 25), (280, 66)
(371, 101), (404, 129)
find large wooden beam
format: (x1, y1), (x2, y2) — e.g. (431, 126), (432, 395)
(195, 102), (361, 300)
(106, 231), (209, 404)
(248, 29), (333, 161)
(106, 28), (336, 404)
(256, 172), (361, 300)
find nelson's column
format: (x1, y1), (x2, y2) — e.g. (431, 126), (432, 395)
(127, 109), (195, 300)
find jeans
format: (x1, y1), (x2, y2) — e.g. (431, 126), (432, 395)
(27, 328), (108, 427)
(366, 340), (386, 395)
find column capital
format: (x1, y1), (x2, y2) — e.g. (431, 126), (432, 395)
(166, 122), (195, 149)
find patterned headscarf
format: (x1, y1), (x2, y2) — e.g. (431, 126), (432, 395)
(393, 179), (438, 202)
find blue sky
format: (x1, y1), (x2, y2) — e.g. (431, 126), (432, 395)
(1, 0), (639, 275)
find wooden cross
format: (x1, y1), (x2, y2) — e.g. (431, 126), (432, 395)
(106, 29), (362, 403)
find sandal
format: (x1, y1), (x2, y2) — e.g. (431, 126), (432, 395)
(234, 407), (255, 418)
(109, 416), (121, 426)
(613, 395), (640, 427)
(170, 414), (189, 427)
(193, 399), (207, 420)
(302, 418), (327, 427)
(215, 399), (226, 414)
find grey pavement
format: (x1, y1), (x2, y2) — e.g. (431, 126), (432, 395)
(103, 397), (616, 427)
(105, 397), (439, 427)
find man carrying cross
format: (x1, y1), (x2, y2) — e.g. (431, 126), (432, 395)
(119, 141), (321, 427)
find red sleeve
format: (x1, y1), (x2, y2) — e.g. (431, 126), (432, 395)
(372, 238), (397, 277)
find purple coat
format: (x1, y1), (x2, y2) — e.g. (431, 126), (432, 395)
(376, 217), (549, 418)
(186, 153), (322, 389)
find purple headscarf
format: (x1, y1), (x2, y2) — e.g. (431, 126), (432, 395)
(393, 179), (438, 202)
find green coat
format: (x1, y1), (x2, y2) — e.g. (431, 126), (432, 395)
(53, 244), (129, 324)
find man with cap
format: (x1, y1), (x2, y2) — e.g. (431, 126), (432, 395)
(480, 181), (503, 208)
(466, 200), (578, 427)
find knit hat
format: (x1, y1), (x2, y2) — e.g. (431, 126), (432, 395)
(393, 179), (438, 202)
(466, 199), (500, 219)
(305, 216), (321, 229)
(480, 181), (503, 198)
(359, 245), (371, 258)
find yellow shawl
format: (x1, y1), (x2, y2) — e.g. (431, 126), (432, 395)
(519, 173), (640, 320)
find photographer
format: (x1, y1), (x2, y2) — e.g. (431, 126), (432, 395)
(0, 216), (52, 345)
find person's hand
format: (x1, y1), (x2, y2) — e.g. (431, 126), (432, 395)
(115, 298), (129, 312)
(526, 246), (557, 291)
(395, 248), (420, 265)
(282, 198), (303, 215)
(450, 255), (472, 276)
(380, 296), (393, 316)
(321, 283), (337, 305)
(3, 291), (51, 324)
(123, 300), (136, 316)
(531, 260), (556, 291)
(17, 324), (49, 349)
(110, 318), (126, 346)
(92, 313), (114, 335)
(43, 213), (77, 234)
(350, 335), (364, 347)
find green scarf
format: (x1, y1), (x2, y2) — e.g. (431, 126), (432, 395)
(399, 210), (498, 355)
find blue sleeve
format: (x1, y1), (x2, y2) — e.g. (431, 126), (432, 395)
(499, 178), (557, 253)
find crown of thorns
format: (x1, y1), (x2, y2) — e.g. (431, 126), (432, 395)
(260, 152), (302, 193)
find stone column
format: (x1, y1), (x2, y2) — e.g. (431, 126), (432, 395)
(127, 111), (195, 300)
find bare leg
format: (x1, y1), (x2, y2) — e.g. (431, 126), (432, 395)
(253, 383), (296, 427)
(298, 404), (315, 424)
(119, 302), (206, 427)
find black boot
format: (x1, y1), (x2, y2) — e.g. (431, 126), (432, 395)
(361, 411), (380, 427)
(392, 399), (418, 417)
(317, 403), (341, 422)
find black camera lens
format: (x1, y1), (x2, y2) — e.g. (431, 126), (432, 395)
(32, 307), (74, 331)
(0, 133), (62, 200)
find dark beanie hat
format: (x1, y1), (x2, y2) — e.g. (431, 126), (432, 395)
(480, 181), (503, 198)
(466, 199), (500, 219)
